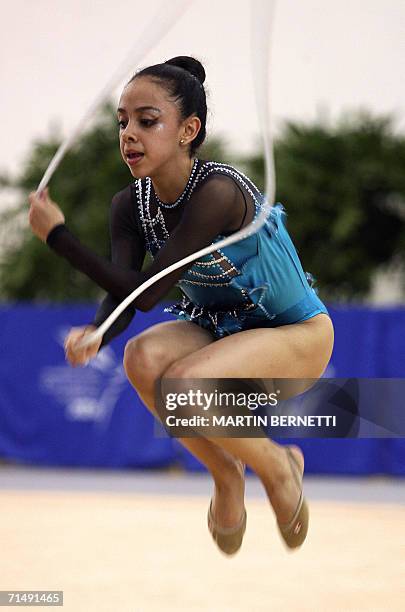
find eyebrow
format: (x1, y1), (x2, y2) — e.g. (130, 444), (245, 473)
(116, 106), (161, 114)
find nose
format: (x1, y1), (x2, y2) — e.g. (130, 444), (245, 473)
(121, 122), (139, 143)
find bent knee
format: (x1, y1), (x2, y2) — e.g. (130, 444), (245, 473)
(162, 359), (199, 381)
(123, 336), (167, 386)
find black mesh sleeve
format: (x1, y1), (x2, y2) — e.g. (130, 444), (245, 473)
(92, 294), (136, 348)
(90, 185), (146, 346)
(45, 191), (145, 301)
(46, 186), (146, 346)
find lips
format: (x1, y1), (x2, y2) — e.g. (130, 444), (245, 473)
(125, 151), (144, 166)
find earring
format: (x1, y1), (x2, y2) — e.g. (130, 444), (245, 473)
(180, 139), (185, 144)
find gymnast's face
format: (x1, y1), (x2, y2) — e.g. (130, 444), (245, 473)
(117, 77), (188, 178)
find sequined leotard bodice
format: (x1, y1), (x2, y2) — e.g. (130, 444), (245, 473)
(46, 158), (328, 346)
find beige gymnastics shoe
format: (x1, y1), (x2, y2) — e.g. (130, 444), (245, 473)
(207, 499), (247, 556)
(276, 446), (309, 549)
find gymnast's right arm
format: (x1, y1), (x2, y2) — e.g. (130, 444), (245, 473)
(48, 186), (146, 349)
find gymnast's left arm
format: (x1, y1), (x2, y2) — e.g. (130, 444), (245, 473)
(27, 176), (244, 310)
(28, 187), (146, 303)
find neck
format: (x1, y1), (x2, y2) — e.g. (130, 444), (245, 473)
(151, 155), (195, 203)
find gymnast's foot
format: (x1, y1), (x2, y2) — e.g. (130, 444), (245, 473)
(210, 459), (246, 529)
(266, 445), (304, 523)
(264, 444), (308, 548)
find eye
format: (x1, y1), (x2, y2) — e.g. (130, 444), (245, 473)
(140, 119), (155, 127)
(117, 119), (127, 129)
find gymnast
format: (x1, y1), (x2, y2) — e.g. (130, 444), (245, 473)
(28, 56), (334, 555)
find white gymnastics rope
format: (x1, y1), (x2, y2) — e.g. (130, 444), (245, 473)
(37, 0), (276, 349)
(251, 0), (276, 204)
(36, 0), (192, 193)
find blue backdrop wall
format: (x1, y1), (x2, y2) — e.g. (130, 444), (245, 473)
(0, 302), (404, 475)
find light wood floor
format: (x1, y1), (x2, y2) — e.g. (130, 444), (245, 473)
(1, 485), (404, 612)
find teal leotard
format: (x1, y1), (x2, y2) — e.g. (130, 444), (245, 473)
(162, 162), (329, 339)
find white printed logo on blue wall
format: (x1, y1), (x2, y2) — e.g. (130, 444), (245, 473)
(38, 326), (128, 427)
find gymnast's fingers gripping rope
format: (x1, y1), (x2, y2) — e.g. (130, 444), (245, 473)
(35, 0), (276, 350)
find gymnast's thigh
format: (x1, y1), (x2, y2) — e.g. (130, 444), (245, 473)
(163, 313), (334, 381)
(123, 320), (216, 385)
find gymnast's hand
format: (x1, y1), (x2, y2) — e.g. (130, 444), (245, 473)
(28, 187), (65, 242)
(64, 325), (102, 367)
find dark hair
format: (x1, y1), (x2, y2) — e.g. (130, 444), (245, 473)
(128, 56), (207, 156)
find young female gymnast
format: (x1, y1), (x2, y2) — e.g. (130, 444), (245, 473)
(28, 56), (334, 555)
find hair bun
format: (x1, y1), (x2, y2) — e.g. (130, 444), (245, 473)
(165, 56), (205, 85)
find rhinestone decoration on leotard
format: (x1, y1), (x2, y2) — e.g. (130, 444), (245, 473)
(194, 256), (227, 267)
(187, 266), (239, 280)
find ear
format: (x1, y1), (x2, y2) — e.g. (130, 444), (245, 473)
(180, 115), (201, 147)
